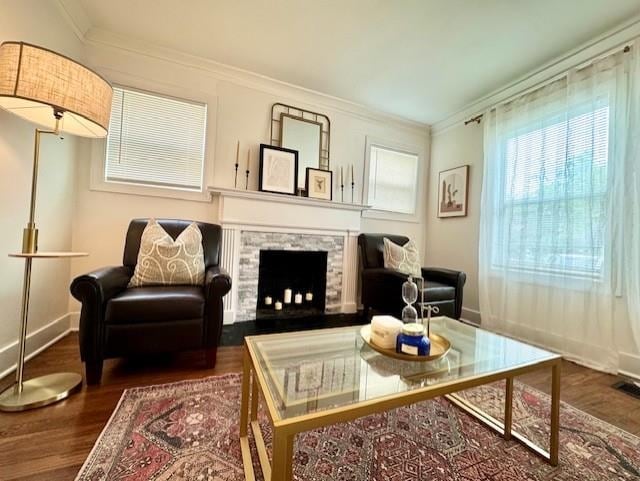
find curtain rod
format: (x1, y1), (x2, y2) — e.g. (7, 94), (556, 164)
(464, 44), (632, 126)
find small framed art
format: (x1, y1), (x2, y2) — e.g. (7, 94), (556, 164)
(305, 167), (332, 200)
(259, 144), (298, 195)
(438, 165), (469, 217)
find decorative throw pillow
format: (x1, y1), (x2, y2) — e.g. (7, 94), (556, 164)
(128, 219), (205, 287)
(383, 237), (421, 277)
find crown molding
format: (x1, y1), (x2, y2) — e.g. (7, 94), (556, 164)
(432, 15), (640, 136)
(55, 0), (92, 42)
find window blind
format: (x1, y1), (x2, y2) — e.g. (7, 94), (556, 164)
(367, 145), (418, 214)
(105, 86), (207, 191)
(494, 104), (610, 277)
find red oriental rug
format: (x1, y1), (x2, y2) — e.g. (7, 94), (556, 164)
(75, 373), (640, 480)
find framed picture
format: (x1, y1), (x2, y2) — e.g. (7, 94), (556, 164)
(438, 165), (469, 217)
(305, 167), (332, 200)
(259, 144), (298, 195)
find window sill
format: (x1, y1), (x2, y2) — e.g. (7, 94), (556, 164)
(90, 179), (212, 203)
(361, 209), (420, 224)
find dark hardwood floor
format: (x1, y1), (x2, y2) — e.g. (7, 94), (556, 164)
(1, 333), (639, 481)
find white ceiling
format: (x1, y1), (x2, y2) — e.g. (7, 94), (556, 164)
(71, 0), (640, 124)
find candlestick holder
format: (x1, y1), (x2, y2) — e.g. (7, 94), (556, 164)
(351, 181), (355, 203)
(245, 169), (250, 190)
(234, 163), (239, 188)
(341, 183), (344, 202)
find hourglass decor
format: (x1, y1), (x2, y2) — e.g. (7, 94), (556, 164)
(401, 276), (419, 323)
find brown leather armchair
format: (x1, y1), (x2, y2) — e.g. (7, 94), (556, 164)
(358, 233), (466, 320)
(70, 219), (232, 385)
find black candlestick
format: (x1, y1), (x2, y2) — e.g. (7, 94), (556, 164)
(351, 181), (355, 203)
(234, 163), (239, 188)
(245, 169), (250, 190)
(341, 183), (344, 202)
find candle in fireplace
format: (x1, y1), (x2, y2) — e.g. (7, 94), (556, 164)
(265, 296), (272, 306)
(305, 292), (313, 301)
(284, 289), (292, 304)
(275, 301), (283, 311)
(294, 293), (302, 304)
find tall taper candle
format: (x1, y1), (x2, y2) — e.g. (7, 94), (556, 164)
(245, 148), (250, 190)
(234, 140), (240, 188)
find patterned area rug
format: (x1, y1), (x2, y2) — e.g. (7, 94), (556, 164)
(75, 373), (640, 480)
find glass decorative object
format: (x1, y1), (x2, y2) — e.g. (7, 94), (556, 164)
(401, 276), (419, 323)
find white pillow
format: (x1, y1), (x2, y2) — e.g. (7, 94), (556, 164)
(383, 237), (421, 277)
(128, 219), (205, 287)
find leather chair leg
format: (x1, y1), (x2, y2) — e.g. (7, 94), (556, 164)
(85, 361), (103, 385)
(206, 347), (217, 368)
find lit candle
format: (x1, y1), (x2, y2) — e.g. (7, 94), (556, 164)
(284, 289), (292, 304)
(305, 292), (313, 301)
(294, 293), (302, 304)
(275, 301), (283, 311)
(265, 296), (272, 306)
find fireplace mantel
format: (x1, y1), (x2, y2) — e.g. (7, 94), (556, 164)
(208, 186), (362, 324)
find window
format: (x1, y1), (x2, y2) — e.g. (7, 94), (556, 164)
(366, 143), (419, 215)
(493, 103), (610, 278)
(105, 86), (207, 191)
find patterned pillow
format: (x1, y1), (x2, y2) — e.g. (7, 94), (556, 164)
(128, 219), (205, 287)
(383, 237), (421, 277)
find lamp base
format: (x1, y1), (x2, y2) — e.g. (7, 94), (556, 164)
(0, 372), (82, 412)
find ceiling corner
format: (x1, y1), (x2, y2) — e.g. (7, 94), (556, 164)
(55, 0), (93, 42)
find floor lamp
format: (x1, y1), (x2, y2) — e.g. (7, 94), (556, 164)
(0, 42), (112, 411)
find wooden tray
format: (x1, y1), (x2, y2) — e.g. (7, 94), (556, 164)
(360, 324), (451, 362)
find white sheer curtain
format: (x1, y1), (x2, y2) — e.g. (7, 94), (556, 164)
(479, 42), (640, 372)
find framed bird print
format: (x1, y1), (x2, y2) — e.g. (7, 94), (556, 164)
(305, 167), (332, 200)
(438, 165), (469, 217)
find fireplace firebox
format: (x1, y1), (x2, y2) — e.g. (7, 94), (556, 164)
(256, 250), (328, 320)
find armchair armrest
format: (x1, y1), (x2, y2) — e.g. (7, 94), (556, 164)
(421, 267), (466, 319)
(70, 265), (132, 362)
(203, 266), (232, 347)
(421, 267), (466, 288)
(204, 266), (232, 299)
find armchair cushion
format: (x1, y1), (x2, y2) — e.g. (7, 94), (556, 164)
(105, 286), (205, 324)
(383, 237), (421, 276)
(128, 219), (205, 287)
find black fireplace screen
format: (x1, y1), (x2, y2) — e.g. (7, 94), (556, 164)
(256, 250), (328, 319)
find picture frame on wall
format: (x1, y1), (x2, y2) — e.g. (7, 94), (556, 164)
(438, 165), (469, 218)
(305, 167), (333, 201)
(259, 144), (298, 195)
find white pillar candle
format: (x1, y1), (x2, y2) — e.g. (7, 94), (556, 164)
(294, 293), (302, 304)
(264, 296), (272, 306)
(284, 288), (292, 304)
(305, 292), (313, 301)
(274, 301), (283, 310)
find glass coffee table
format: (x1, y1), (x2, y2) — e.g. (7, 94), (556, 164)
(240, 317), (562, 481)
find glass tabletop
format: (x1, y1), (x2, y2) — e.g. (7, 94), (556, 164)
(246, 317), (560, 421)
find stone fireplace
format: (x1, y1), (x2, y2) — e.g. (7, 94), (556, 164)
(209, 186), (366, 324)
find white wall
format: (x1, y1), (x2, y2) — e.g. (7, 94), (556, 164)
(68, 33), (430, 317)
(425, 123), (483, 322)
(0, 0), (83, 376)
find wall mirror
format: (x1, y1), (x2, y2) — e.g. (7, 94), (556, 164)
(270, 103), (330, 190)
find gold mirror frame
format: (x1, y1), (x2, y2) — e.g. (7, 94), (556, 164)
(270, 102), (330, 171)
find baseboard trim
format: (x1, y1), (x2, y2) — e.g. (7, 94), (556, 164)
(461, 306), (481, 324)
(0, 313), (73, 381)
(619, 351), (640, 380)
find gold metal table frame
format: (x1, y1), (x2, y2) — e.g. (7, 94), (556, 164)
(240, 338), (561, 481)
